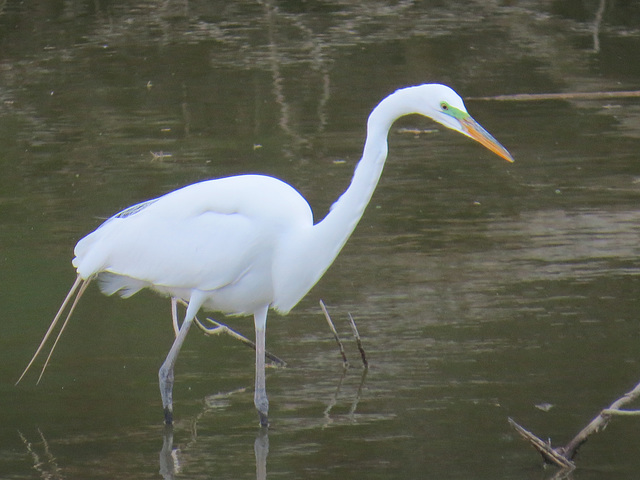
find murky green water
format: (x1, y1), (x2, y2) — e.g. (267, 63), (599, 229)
(2, 1), (640, 479)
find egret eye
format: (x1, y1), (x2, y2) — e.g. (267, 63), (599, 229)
(440, 102), (449, 111)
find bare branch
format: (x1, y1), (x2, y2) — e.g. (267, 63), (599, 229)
(347, 313), (368, 369)
(601, 409), (640, 416)
(510, 377), (640, 468)
(319, 300), (349, 368)
(562, 379), (640, 459)
(508, 418), (576, 470)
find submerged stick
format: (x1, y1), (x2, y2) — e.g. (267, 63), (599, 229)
(508, 418), (576, 470)
(510, 377), (640, 468)
(319, 300), (349, 368)
(470, 90), (640, 102)
(347, 313), (368, 369)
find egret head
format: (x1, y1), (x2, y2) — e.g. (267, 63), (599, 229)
(413, 84), (514, 163)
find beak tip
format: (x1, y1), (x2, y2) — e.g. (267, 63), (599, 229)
(462, 117), (514, 164)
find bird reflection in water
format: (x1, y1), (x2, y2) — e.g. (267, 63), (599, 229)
(160, 428), (269, 480)
(159, 365), (368, 479)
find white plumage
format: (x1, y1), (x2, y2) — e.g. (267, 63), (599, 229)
(17, 84), (513, 427)
(77, 175), (314, 315)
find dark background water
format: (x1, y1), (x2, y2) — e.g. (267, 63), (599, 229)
(2, 1), (640, 478)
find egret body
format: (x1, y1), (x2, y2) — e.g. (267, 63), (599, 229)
(18, 84), (513, 427)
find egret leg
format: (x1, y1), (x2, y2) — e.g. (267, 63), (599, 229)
(174, 297), (287, 367)
(253, 306), (269, 427)
(171, 297), (180, 337)
(194, 316), (225, 336)
(159, 291), (205, 424)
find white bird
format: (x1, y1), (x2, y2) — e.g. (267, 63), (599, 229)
(17, 84), (513, 427)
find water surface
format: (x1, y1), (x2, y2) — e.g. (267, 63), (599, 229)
(2, 1), (640, 479)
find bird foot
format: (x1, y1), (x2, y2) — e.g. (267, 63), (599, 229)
(164, 406), (174, 425)
(258, 411), (269, 428)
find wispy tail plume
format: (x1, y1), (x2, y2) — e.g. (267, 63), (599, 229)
(16, 275), (92, 385)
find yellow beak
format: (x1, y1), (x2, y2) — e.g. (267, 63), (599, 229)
(460, 116), (514, 163)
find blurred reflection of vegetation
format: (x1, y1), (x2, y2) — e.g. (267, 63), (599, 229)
(1, 0), (638, 252)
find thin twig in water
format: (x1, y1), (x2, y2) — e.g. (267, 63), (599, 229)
(347, 313), (368, 368)
(319, 300), (349, 368)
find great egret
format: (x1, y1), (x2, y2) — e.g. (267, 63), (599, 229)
(17, 84), (513, 427)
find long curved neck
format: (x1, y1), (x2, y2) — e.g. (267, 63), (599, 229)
(314, 87), (419, 253)
(272, 87), (424, 313)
